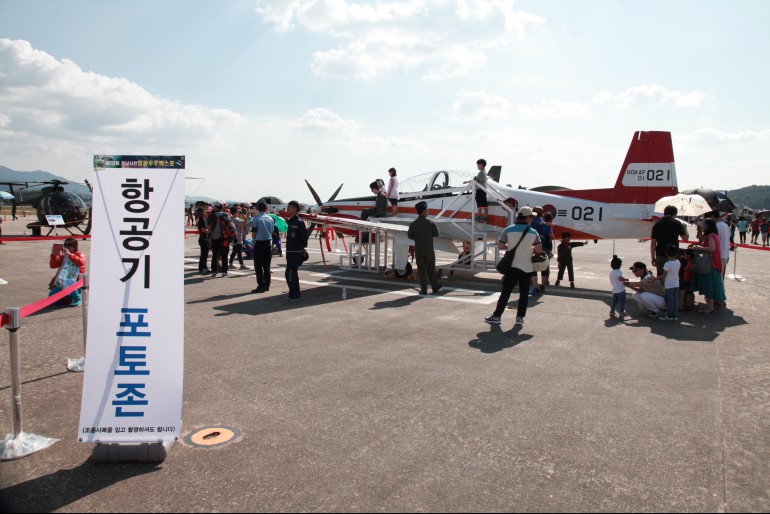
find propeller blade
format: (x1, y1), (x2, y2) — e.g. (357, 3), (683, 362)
(305, 180), (324, 207)
(328, 183), (344, 202)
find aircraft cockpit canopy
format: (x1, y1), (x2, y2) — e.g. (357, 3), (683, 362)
(399, 170), (475, 194)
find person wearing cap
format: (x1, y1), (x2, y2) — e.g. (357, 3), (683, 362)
(361, 181), (389, 221)
(650, 205), (689, 276)
(284, 200), (309, 301)
(251, 200), (275, 293)
(624, 261), (666, 318)
(485, 206), (541, 327)
(407, 201), (441, 295)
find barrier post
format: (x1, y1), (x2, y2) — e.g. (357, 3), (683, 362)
(67, 273), (89, 372)
(2, 308), (58, 460)
(726, 244), (745, 282)
(7, 308), (22, 439)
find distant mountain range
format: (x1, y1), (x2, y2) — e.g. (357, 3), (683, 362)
(1, 166), (220, 206)
(0, 165), (93, 200)
(726, 185), (770, 211)
(4, 164), (767, 211)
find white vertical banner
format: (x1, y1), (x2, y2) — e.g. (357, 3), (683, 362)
(79, 158), (185, 443)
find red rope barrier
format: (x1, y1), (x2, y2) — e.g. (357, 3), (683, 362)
(0, 235), (91, 242)
(0, 278), (85, 329)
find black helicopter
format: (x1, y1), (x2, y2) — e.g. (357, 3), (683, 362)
(0, 179), (92, 236)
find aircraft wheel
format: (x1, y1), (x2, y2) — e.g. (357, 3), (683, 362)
(394, 263), (413, 279)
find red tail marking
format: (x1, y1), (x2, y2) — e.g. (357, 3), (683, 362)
(555, 131), (678, 204)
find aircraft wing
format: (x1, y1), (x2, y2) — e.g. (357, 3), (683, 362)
(304, 213), (410, 233)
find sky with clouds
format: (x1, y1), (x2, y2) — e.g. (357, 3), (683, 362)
(1, 0), (769, 202)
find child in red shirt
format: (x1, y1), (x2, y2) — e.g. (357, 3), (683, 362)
(49, 238), (87, 306)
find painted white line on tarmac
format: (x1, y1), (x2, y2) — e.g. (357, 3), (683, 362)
(0, 277), (8, 285)
(298, 279), (498, 305)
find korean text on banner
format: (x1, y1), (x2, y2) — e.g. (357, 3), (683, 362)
(78, 161), (185, 443)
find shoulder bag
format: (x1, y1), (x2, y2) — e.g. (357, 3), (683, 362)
(496, 228), (529, 275)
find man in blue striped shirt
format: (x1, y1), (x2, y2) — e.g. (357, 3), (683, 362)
(251, 200), (275, 293)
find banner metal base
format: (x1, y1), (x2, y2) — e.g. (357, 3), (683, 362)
(91, 441), (172, 463)
(1, 431), (58, 461)
(67, 357), (85, 372)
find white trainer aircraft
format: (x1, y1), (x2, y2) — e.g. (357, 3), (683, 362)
(303, 131), (680, 274)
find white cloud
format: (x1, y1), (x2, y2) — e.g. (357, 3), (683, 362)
(592, 90), (612, 104)
(293, 107), (362, 134)
(255, 0), (546, 79)
(0, 39), (244, 149)
(616, 84), (707, 108)
(678, 127), (770, 143)
(516, 99), (589, 121)
(452, 90), (512, 122)
(0, 113), (10, 127)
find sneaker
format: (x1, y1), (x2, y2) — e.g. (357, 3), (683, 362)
(419, 289), (428, 295)
(222, 273), (228, 277)
(569, 282), (575, 289)
(609, 311), (616, 317)
(210, 273), (217, 278)
(672, 316), (679, 322)
(658, 314), (673, 321)
(538, 285), (546, 292)
(618, 311), (628, 317)
(528, 287), (538, 295)
(646, 310), (658, 318)
(432, 286), (442, 294)
(288, 297), (300, 302)
(485, 315), (501, 325)
(69, 299), (82, 307)
(252, 287), (266, 293)
(554, 280), (560, 286)
(240, 265), (250, 270)
(514, 316), (524, 326)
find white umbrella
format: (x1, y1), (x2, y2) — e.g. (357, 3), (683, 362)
(654, 193), (712, 217)
(0, 191), (15, 201)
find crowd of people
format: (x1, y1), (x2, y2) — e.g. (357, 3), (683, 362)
(181, 161), (740, 327)
(192, 199), (309, 301)
(485, 202), (736, 327)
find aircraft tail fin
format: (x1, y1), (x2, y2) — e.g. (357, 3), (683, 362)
(488, 165), (502, 183)
(558, 131), (678, 204)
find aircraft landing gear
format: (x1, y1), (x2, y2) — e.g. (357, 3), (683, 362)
(394, 263), (413, 279)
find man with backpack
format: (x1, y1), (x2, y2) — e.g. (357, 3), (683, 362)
(208, 202), (237, 278)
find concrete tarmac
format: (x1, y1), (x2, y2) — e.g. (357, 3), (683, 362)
(1, 220), (769, 512)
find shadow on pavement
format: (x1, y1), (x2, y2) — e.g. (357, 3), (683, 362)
(0, 460), (160, 513)
(468, 324), (534, 354)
